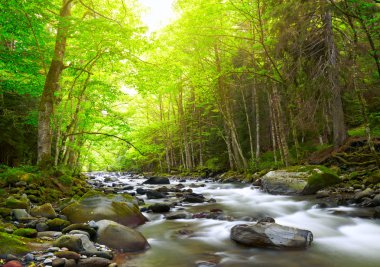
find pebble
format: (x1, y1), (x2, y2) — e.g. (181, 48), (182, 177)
(43, 258), (53, 264)
(48, 247), (61, 252)
(24, 253), (34, 261)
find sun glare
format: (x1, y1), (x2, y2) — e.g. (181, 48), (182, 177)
(139, 0), (176, 32)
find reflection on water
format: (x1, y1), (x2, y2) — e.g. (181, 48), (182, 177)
(90, 173), (380, 267)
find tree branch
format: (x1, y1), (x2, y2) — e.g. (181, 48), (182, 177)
(78, 0), (123, 28)
(64, 131), (144, 155)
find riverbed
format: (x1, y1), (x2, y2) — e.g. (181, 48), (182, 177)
(90, 173), (380, 267)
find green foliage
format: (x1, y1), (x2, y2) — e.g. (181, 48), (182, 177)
(0, 0), (379, 172)
(58, 175), (73, 186)
(0, 167), (27, 185)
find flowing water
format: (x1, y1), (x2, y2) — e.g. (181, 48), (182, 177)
(90, 173), (380, 267)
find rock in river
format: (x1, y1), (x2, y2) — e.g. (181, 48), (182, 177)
(62, 192), (147, 227)
(143, 176), (170, 185)
(149, 203), (171, 213)
(260, 166), (340, 195)
(95, 219), (149, 252)
(230, 222), (313, 249)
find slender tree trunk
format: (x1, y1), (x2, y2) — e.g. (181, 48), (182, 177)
(37, 0), (73, 167)
(223, 123), (235, 170)
(324, 8), (347, 147)
(268, 92), (278, 165)
(240, 85), (254, 163)
(253, 83), (260, 165)
(178, 87), (192, 170)
(198, 107), (203, 166)
(289, 108), (300, 162)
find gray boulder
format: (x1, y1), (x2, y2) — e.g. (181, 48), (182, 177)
(354, 188), (374, 201)
(11, 209), (34, 221)
(231, 222), (313, 249)
(261, 167), (340, 195)
(96, 219), (149, 252)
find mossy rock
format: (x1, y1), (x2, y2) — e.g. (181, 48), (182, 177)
(261, 166), (340, 195)
(44, 189), (62, 203)
(13, 228), (38, 238)
(366, 171), (380, 185)
(302, 171), (341, 195)
(47, 218), (71, 231)
(0, 232), (29, 255)
(5, 195), (30, 210)
(0, 221), (17, 233)
(30, 203), (57, 219)
(62, 193), (147, 228)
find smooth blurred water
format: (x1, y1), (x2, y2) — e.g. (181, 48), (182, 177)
(89, 173), (380, 267)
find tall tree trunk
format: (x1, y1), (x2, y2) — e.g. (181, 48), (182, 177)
(268, 92), (278, 165)
(37, 0), (73, 167)
(178, 86), (192, 171)
(323, 8), (347, 147)
(271, 87), (289, 166)
(289, 107), (300, 162)
(214, 43), (246, 170)
(253, 83), (260, 165)
(240, 85), (254, 163)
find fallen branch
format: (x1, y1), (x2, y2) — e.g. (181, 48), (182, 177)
(332, 154), (376, 166)
(64, 131), (144, 155)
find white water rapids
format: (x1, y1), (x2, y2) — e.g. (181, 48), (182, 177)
(90, 173), (380, 267)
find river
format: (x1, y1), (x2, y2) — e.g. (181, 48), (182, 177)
(90, 173), (380, 267)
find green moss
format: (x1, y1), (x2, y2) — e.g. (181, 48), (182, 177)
(348, 171), (360, 180)
(0, 232), (29, 255)
(79, 190), (105, 200)
(0, 207), (11, 217)
(0, 168), (25, 186)
(13, 228), (37, 238)
(303, 171), (341, 194)
(5, 196), (29, 209)
(47, 218), (70, 231)
(58, 175), (73, 186)
(365, 171), (380, 185)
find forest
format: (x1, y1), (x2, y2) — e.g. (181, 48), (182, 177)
(1, 0), (379, 173)
(0, 1), (380, 267)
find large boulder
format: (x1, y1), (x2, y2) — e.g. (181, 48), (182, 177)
(143, 176), (170, 185)
(95, 220), (149, 252)
(260, 166), (340, 195)
(231, 222), (313, 249)
(62, 192), (147, 228)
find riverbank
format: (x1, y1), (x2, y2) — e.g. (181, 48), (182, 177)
(1, 165), (380, 266)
